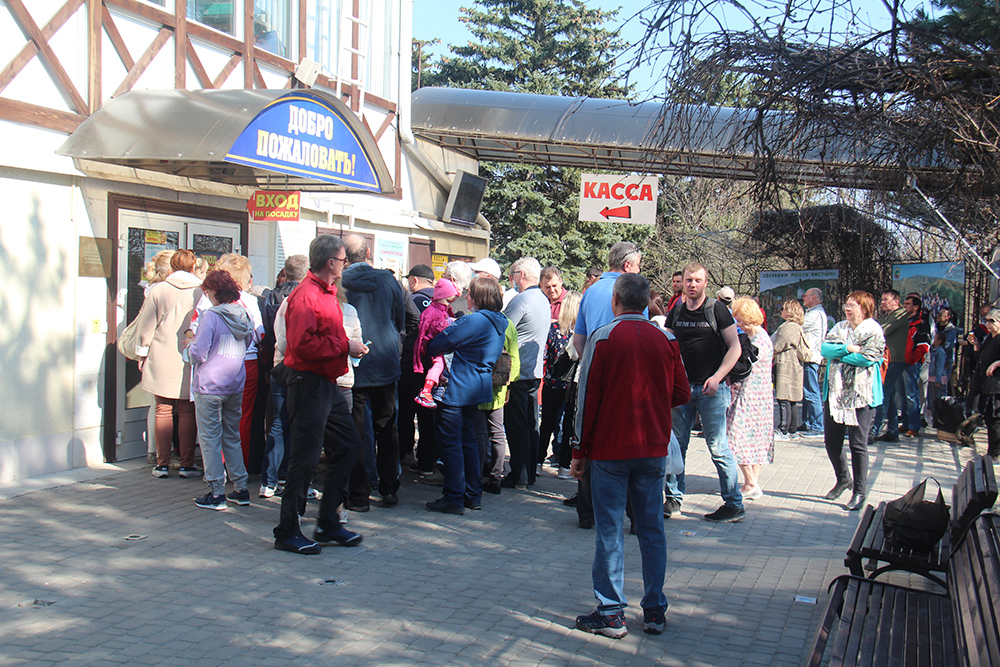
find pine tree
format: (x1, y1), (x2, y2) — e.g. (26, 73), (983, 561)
(417, 0), (652, 288)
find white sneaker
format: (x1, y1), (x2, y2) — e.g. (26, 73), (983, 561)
(557, 467), (573, 480)
(259, 485), (275, 498)
(339, 510), (349, 524)
(306, 486), (320, 500)
(536, 463), (544, 476)
(743, 485), (764, 501)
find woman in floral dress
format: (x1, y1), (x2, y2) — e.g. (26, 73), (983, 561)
(727, 297), (775, 500)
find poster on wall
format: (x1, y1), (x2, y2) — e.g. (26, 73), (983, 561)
(431, 253), (475, 280)
(375, 237), (407, 277)
(759, 270), (840, 334)
(892, 261), (965, 322)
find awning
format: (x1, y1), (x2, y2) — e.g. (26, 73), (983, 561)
(410, 87), (946, 190)
(57, 89), (394, 194)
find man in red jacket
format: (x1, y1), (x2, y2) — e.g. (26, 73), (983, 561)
(570, 273), (691, 639)
(272, 235), (369, 555)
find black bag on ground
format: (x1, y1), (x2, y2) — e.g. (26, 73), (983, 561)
(882, 478), (950, 551)
(933, 395), (966, 432)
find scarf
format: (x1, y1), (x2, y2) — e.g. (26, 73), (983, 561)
(827, 318), (883, 426)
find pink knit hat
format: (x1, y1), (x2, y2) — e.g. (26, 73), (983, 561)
(434, 278), (459, 300)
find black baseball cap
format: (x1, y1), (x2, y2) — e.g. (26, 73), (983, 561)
(406, 264), (435, 280)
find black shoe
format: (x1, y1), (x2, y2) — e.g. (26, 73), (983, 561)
(563, 493), (578, 507)
(344, 503), (370, 513)
(575, 609), (627, 639)
(704, 504), (746, 523)
(877, 432), (899, 442)
(274, 534), (322, 555)
(845, 493), (866, 511)
(464, 499), (482, 510)
(500, 477), (518, 489)
(643, 607), (667, 635)
(314, 526), (362, 547)
(483, 480), (502, 495)
(578, 517), (593, 529)
(663, 497), (682, 518)
(425, 498), (464, 515)
(379, 493), (399, 507)
(824, 478), (853, 501)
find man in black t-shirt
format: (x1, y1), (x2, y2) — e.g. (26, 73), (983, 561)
(663, 263), (746, 523)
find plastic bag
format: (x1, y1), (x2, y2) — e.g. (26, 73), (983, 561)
(882, 478), (949, 551)
(665, 432), (684, 476)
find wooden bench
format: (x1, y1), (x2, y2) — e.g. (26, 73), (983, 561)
(844, 456), (998, 588)
(808, 513), (1000, 666)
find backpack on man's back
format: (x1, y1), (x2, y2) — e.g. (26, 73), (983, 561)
(667, 297), (759, 383)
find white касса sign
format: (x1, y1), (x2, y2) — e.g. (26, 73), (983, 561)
(578, 174), (659, 224)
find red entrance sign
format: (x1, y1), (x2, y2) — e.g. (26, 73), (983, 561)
(247, 190), (300, 221)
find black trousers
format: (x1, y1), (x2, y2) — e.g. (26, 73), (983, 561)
(538, 384), (567, 465)
(349, 383), (401, 505)
(398, 363), (437, 471)
(824, 403), (875, 497)
(504, 379), (540, 485)
(274, 371), (360, 539)
(777, 399), (801, 434)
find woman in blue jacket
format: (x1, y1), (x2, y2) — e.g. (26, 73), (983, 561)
(821, 291), (885, 511)
(425, 276), (508, 515)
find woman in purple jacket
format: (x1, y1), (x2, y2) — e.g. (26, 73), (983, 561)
(187, 270), (255, 510)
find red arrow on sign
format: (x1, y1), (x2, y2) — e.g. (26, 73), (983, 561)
(600, 205), (632, 220)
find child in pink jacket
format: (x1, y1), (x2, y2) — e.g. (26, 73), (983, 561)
(413, 278), (459, 408)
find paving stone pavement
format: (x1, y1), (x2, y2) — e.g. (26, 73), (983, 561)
(0, 431), (984, 666)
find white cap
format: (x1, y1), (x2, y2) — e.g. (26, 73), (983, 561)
(717, 286), (735, 304)
(469, 257), (502, 280)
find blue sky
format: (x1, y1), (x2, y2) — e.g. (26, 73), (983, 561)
(412, 0), (914, 97)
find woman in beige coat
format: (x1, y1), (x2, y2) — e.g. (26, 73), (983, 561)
(772, 299), (808, 440)
(135, 249), (203, 478)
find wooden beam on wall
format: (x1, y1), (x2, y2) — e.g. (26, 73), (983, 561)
(0, 97), (83, 133)
(6, 0), (89, 114)
(298, 0), (306, 65)
(213, 54), (241, 89)
(0, 0), (84, 94)
(186, 37), (212, 89)
(112, 27), (170, 97)
(106, 0), (175, 27)
(243, 0), (254, 88)
(88, 0), (101, 113)
(174, 0), (186, 88)
(102, 6), (135, 70)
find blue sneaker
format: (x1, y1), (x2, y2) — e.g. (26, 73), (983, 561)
(194, 492), (226, 511)
(575, 609), (627, 638)
(314, 526), (363, 547)
(643, 607), (666, 634)
(274, 533), (322, 555)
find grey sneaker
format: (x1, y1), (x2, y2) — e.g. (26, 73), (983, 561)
(704, 504), (746, 523)
(663, 497), (682, 518)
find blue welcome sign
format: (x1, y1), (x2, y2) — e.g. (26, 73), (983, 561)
(226, 91), (387, 193)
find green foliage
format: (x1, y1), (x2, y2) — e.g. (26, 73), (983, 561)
(916, 0), (1000, 49)
(414, 0), (649, 288)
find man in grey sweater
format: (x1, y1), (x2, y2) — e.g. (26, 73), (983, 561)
(501, 257), (551, 487)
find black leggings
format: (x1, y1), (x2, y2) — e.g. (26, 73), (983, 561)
(538, 384), (567, 465)
(824, 404), (875, 496)
(777, 400), (800, 434)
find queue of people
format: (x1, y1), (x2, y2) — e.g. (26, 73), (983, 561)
(129, 235), (1000, 638)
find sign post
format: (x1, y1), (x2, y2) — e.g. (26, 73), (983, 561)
(578, 174), (659, 224)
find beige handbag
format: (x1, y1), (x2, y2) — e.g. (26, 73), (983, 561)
(116, 306), (144, 361)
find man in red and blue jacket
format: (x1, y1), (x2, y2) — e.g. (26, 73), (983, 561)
(901, 293), (931, 436)
(570, 273), (690, 639)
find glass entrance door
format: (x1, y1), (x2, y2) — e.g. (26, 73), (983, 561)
(116, 211), (242, 462)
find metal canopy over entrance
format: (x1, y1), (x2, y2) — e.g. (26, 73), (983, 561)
(57, 89), (394, 194)
(410, 87), (949, 191)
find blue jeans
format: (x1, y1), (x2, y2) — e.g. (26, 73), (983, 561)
(193, 392), (247, 497)
(801, 363), (823, 432)
(872, 361), (906, 436)
(591, 457), (669, 614)
(902, 363), (922, 431)
(437, 403), (483, 507)
(664, 384), (743, 509)
(260, 382), (288, 487)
